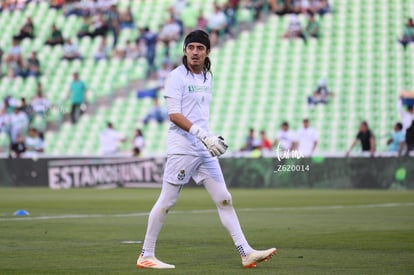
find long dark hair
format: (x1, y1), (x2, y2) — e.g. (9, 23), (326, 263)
(182, 55), (212, 82)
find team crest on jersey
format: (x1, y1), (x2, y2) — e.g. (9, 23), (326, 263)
(177, 170), (186, 181)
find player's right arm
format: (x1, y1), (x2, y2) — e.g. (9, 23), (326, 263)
(165, 97), (227, 157)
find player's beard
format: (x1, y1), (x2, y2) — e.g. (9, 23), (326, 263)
(188, 58), (203, 73)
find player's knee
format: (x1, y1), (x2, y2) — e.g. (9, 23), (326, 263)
(215, 190), (233, 208)
(161, 197), (178, 213)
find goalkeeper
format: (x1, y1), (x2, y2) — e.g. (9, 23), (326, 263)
(137, 30), (276, 269)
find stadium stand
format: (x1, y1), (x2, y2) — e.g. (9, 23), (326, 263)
(1, 0), (413, 156)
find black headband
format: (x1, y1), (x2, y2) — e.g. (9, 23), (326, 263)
(184, 30), (210, 50)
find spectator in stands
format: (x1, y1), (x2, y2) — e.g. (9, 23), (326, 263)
(13, 16), (35, 41)
(45, 24), (65, 46)
(9, 106), (29, 149)
(207, 3), (228, 47)
(346, 121), (375, 157)
(2, 96), (14, 114)
(89, 13), (108, 38)
(113, 39), (142, 60)
(68, 72), (87, 124)
(106, 4), (120, 47)
(10, 133), (26, 158)
(27, 51), (41, 77)
(158, 15), (182, 53)
(25, 127), (44, 155)
(62, 39), (82, 60)
(306, 12), (320, 38)
(77, 16), (91, 39)
(31, 83), (51, 115)
(63, 1), (85, 17)
(241, 128), (255, 151)
(223, 0), (239, 33)
(398, 96), (414, 132)
(260, 130), (272, 150)
(405, 120), (414, 156)
(5, 39), (22, 70)
(296, 0), (310, 14)
(143, 98), (168, 125)
(99, 122), (126, 155)
(20, 97), (34, 122)
(196, 10), (208, 30)
(273, 121), (296, 151)
(138, 27), (157, 77)
(132, 128), (145, 157)
(246, 0), (265, 21)
(296, 118), (318, 157)
(387, 122), (405, 156)
(0, 108), (10, 134)
(316, 0), (331, 16)
(399, 18), (414, 49)
(130, 38), (147, 59)
(94, 37), (110, 61)
(10, 57), (27, 78)
(282, 14), (307, 43)
(119, 5), (135, 29)
(308, 79), (332, 106)
(274, 0), (296, 15)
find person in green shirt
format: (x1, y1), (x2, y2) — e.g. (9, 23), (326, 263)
(68, 72), (87, 124)
(77, 16), (91, 39)
(306, 13), (319, 38)
(399, 18), (414, 49)
(45, 24), (64, 46)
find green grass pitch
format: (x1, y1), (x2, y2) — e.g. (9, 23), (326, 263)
(0, 188), (413, 274)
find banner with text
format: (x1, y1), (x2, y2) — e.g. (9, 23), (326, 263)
(48, 157), (165, 189)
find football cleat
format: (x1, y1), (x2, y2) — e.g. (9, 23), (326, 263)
(242, 248), (277, 268)
(136, 256), (175, 269)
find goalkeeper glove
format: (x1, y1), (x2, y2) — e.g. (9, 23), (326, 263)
(189, 125), (228, 157)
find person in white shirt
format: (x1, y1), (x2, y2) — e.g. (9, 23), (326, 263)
(99, 122), (125, 155)
(158, 16), (181, 48)
(132, 128), (145, 156)
(25, 128), (44, 155)
(62, 39), (82, 60)
(296, 118), (318, 157)
(137, 30), (276, 270)
(397, 97), (414, 132)
(274, 121), (296, 151)
(207, 4), (227, 46)
(282, 14), (307, 43)
(5, 38), (23, 68)
(31, 83), (51, 115)
(9, 107), (29, 144)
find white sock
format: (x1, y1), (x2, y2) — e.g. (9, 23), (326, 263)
(141, 182), (182, 258)
(203, 178), (253, 257)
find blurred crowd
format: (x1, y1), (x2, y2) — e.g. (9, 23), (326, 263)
(0, 85), (50, 157)
(240, 96), (414, 158)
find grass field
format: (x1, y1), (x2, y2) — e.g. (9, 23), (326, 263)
(0, 188), (413, 274)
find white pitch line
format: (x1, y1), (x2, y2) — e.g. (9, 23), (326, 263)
(1, 202), (413, 222)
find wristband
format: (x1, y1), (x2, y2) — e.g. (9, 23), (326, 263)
(189, 124), (208, 140)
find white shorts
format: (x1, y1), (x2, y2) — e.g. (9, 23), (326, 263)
(163, 155), (225, 185)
